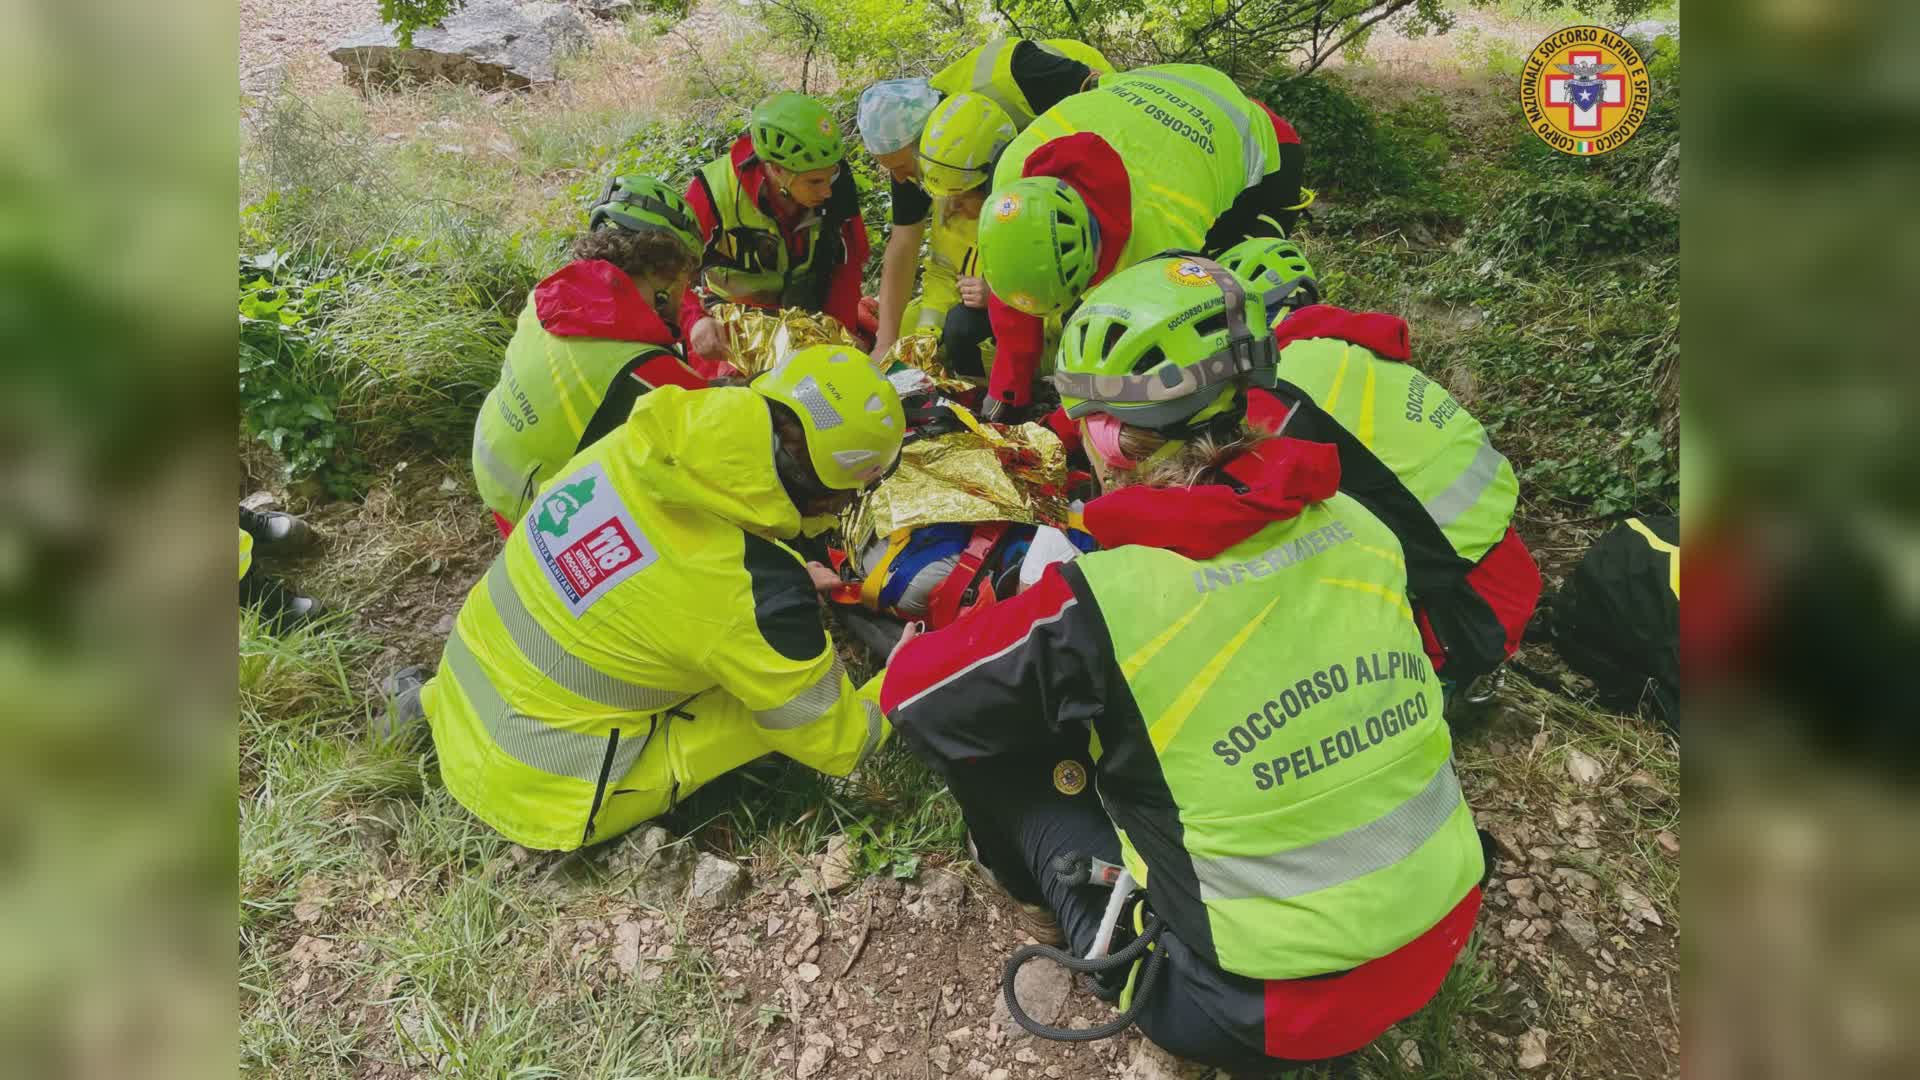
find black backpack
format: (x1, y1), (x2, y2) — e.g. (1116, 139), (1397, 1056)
(1549, 516), (1679, 728)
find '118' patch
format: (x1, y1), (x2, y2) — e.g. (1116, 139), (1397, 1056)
(525, 461), (657, 617)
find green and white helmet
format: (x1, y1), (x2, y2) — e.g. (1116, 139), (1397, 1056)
(1213, 236), (1320, 326)
(749, 92), (845, 173)
(976, 178), (1098, 317)
(588, 175), (702, 256)
(1053, 254), (1278, 432)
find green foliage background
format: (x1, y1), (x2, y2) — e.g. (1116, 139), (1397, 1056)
(243, 5), (1679, 518)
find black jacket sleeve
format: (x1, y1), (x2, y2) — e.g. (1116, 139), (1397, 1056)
(1008, 40), (1097, 118)
(878, 563), (1108, 772)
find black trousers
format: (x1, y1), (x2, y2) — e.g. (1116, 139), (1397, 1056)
(944, 741), (1313, 1076)
(942, 303), (995, 379)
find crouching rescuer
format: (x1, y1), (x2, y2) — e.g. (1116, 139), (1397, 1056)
(399, 347), (905, 851)
(878, 257), (1486, 1069)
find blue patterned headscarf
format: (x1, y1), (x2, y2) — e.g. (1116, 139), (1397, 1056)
(857, 78), (942, 154)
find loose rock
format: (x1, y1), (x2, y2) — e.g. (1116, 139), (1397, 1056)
(991, 957), (1073, 1031)
(819, 834), (857, 892)
(1517, 1027), (1549, 1070)
(1565, 748), (1605, 786)
(1560, 912), (1599, 949)
(688, 852), (749, 909)
(1121, 1039), (1211, 1079)
(606, 826), (694, 903)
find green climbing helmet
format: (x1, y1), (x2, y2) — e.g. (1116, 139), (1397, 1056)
(1213, 236), (1321, 326)
(976, 177), (1098, 317)
(749, 92), (845, 174)
(1053, 253), (1278, 431)
(587, 175), (702, 256)
(917, 92), (1017, 197)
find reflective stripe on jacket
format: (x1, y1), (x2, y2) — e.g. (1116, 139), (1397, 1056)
(997, 65), (1283, 265)
(929, 37), (1114, 129)
(882, 438), (1483, 981)
(695, 155), (830, 310)
(428, 386), (889, 850)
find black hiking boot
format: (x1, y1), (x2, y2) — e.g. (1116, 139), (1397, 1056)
(240, 508), (318, 553)
(241, 574), (326, 633)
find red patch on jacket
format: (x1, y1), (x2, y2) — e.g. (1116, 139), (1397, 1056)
(1264, 887), (1482, 1061)
(1417, 525), (1542, 672)
(1020, 132), (1134, 285)
(1082, 437), (1342, 559)
(533, 260), (681, 344)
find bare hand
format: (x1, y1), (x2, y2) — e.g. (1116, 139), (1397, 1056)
(690, 316), (731, 359)
(870, 329), (898, 363)
(888, 620), (924, 664)
(806, 561), (843, 594)
(957, 275), (988, 309)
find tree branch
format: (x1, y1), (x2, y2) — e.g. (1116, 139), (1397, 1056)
(1298, 0), (1412, 76)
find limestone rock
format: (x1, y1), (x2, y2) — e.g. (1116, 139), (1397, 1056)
(1565, 748), (1604, 786)
(819, 834), (857, 892)
(1517, 1027), (1550, 1070)
(991, 957), (1073, 1032)
(689, 852), (749, 909)
(585, 0), (635, 17)
(330, 1), (589, 91)
(1560, 912), (1599, 949)
(606, 825), (694, 904)
(1120, 1039), (1210, 1079)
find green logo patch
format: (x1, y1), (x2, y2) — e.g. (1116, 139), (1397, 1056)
(534, 477), (597, 537)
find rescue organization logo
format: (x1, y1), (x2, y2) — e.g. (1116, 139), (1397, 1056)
(1052, 759), (1087, 795)
(1520, 25), (1651, 157)
(1164, 259), (1213, 288)
(817, 115), (835, 137)
(993, 193), (1023, 221)
(527, 462), (659, 617)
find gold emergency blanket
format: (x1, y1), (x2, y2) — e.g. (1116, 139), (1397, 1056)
(844, 406), (1070, 576)
(710, 304), (862, 377)
(882, 329), (977, 395)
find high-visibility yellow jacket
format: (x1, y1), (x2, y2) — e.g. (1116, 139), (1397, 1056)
(423, 385), (889, 850)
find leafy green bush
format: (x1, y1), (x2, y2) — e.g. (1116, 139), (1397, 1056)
(1474, 177), (1677, 261)
(1255, 74), (1449, 198)
(238, 253), (367, 495)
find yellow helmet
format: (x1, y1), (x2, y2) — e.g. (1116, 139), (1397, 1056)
(752, 345), (906, 491)
(917, 92), (1016, 197)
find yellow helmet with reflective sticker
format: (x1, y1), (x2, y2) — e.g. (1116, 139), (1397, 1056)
(917, 92), (1016, 197)
(752, 345), (906, 491)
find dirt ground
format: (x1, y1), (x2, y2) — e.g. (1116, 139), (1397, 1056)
(240, 5), (1679, 1076)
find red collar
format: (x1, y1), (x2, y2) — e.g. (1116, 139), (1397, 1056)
(727, 135), (812, 228)
(1274, 305), (1411, 361)
(533, 260), (679, 344)
(1082, 437), (1342, 558)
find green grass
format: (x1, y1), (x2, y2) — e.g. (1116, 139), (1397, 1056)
(237, 607), (771, 1079)
(238, 14), (1680, 1076)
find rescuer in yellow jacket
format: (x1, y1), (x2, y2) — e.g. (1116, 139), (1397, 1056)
(855, 39), (1111, 361)
(385, 347), (908, 851)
